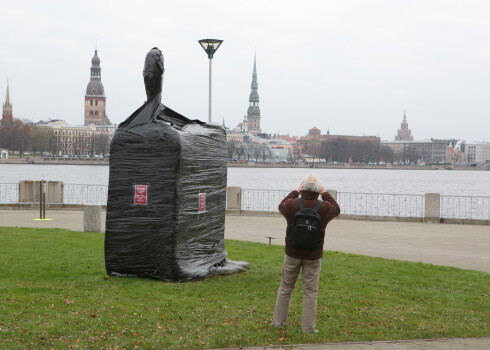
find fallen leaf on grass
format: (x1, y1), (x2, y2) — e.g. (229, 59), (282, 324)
(103, 276), (111, 280)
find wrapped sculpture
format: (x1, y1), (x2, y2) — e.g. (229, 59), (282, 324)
(105, 47), (247, 281)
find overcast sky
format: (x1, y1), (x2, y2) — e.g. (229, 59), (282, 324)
(1, 0), (490, 142)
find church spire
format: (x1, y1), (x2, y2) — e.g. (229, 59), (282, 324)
(5, 80), (10, 106)
(2, 80), (13, 124)
(247, 53), (261, 134)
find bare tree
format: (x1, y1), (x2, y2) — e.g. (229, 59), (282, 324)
(0, 118), (33, 155)
(226, 140), (238, 160)
(252, 142), (262, 162)
(94, 133), (110, 156)
(260, 143), (272, 162)
(31, 126), (55, 157)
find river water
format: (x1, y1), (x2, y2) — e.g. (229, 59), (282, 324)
(0, 164), (489, 196)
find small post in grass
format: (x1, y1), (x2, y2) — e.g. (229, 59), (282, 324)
(42, 191), (46, 220)
(34, 180), (52, 221)
(265, 236), (276, 248)
(39, 180), (43, 220)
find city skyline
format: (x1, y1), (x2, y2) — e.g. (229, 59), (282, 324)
(1, 0), (490, 142)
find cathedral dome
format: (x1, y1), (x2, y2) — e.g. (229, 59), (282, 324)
(91, 50), (100, 67)
(86, 80), (105, 96)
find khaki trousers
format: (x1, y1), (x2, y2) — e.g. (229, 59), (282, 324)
(272, 254), (322, 333)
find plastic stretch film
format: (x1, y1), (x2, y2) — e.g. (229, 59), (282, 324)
(105, 47), (228, 282)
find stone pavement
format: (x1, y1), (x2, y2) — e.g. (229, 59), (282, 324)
(212, 337), (490, 350)
(1, 209), (489, 350)
(225, 215), (490, 273)
(0, 209), (489, 273)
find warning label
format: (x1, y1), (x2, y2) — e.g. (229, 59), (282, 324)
(134, 185), (148, 205)
(198, 193), (206, 213)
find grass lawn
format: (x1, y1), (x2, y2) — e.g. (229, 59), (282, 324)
(0, 227), (489, 349)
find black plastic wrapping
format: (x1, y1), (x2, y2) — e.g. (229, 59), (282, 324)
(105, 48), (227, 282)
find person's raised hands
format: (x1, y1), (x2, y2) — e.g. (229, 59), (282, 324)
(296, 183), (303, 192)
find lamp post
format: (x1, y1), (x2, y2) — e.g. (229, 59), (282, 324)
(198, 39), (223, 123)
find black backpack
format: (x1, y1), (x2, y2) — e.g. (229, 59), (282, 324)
(291, 198), (323, 250)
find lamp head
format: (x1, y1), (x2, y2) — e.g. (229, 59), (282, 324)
(198, 39), (223, 59)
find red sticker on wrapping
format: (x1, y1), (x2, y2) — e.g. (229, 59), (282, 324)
(198, 193), (206, 213)
(134, 185), (148, 205)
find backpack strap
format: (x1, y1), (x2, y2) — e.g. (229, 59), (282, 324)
(296, 197), (305, 210)
(296, 197), (322, 211)
(312, 199), (322, 212)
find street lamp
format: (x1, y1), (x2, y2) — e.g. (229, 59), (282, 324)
(198, 39), (223, 123)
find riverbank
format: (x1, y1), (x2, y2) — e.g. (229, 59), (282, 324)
(228, 162), (488, 171)
(1, 158), (488, 170)
(0, 158), (109, 165)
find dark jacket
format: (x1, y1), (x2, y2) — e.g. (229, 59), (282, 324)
(278, 190), (340, 260)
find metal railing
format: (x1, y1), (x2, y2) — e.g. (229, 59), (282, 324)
(241, 189), (425, 218)
(63, 184), (108, 205)
(241, 189), (289, 212)
(1, 182), (489, 221)
(0, 183), (18, 204)
(441, 196), (490, 221)
(337, 192), (425, 218)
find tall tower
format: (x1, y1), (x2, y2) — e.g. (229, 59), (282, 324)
(395, 110), (413, 141)
(85, 50), (110, 125)
(2, 80), (13, 124)
(247, 55), (261, 134)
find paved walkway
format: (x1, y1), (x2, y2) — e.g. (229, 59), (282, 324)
(1, 210), (489, 350)
(0, 210), (489, 273)
(212, 337), (490, 350)
(225, 215), (490, 273)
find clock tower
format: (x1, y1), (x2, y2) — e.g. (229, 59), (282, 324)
(84, 50), (110, 125)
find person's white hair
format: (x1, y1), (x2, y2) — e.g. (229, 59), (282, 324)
(302, 173), (322, 193)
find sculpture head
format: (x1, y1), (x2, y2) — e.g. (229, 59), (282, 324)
(143, 47), (165, 100)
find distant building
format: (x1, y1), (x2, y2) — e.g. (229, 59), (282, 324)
(299, 126), (381, 163)
(298, 126), (324, 157)
(232, 115), (248, 133)
(395, 111), (413, 141)
(32, 48), (117, 156)
(262, 137), (293, 151)
(383, 112), (463, 163)
(226, 132), (245, 143)
(85, 50), (111, 125)
(1, 80), (13, 124)
(36, 119), (116, 156)
(383, 139), (449, 163)
(465, 143), (490, 164)
(446, 140), (465, 164)
(247, 55), (261, 134)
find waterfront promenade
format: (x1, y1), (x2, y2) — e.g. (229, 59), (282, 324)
(1, 209), (489, 273)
